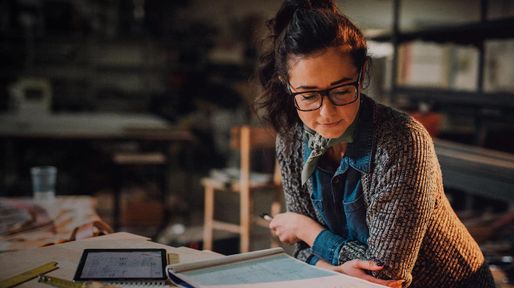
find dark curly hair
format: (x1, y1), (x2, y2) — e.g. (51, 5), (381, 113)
(256, 0), (369, 133)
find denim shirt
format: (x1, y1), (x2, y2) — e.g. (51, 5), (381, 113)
(303, 99), (374, 265)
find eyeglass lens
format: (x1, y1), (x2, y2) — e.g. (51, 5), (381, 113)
(294, 85), (358, 111)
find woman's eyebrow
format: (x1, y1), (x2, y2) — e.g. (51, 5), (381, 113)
(330, 76), (354, 86)
(294, 76), (354, 90)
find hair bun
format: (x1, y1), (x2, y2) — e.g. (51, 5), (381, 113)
(286, 0), (337, 13)
(269, 0), (338, 35)
(303, 0), (337, 11)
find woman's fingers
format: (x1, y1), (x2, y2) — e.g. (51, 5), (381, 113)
(268, 219), (277, 229)
(352, 259), (385, 271)
(334, 260), (403, 288)
(350, 260), (403, 287)
(362, 275), (404, 287)
(384, 280), (404, 288)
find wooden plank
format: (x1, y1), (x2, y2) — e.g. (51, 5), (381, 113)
(240, 126), (251, 253)
(230, 126), (276, 149)
(212, 221), (241, 234)
(112, 152), (166, 165)
(203, 185), (215, 251)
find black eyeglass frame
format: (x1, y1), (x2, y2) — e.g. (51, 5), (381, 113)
(288, 69), (362, 112)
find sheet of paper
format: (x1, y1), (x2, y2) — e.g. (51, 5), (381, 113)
(178, 253), (386, 287)
(206, 274), (387, 288)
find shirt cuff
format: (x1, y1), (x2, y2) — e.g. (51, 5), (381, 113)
(306, 254), (320, 265)
(312, 229), (346, 265)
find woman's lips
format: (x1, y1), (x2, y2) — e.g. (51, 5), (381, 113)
(318, 119), (342, 127)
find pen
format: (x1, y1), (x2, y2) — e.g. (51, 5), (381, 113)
(260, 213), (273, 222)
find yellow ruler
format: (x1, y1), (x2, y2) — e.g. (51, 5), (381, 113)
(38, 276), (121, 288)
(167, 252), (180, 265)
(38, 276), (83, 288)
(0, 261), (59, 288)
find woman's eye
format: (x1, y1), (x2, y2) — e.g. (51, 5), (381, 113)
(300, 93), (318, 101)
(332, 89), (351, 96)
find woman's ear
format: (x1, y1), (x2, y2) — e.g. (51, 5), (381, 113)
(359, 60), (368, 89)
(361, 61), (368, 80)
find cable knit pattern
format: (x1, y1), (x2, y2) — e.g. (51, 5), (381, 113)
(276, 96), (495, 288)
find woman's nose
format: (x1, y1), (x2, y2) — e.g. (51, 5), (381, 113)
(319, 95), (337, 117)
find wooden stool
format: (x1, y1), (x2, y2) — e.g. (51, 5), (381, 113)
(202, 126), (282, 252)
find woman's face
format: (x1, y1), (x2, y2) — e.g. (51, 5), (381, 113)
(287, 47), (361, 139)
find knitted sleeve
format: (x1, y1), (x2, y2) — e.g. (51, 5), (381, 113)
(354, 119), (437, 286)
(275, 129), (319, 262)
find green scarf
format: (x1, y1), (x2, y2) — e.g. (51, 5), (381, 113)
(301, 121), (356, 185)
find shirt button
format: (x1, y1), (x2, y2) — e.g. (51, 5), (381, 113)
(333, 178), (339, 184)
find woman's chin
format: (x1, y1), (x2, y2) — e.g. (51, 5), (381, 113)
(317, 129), (344, 139)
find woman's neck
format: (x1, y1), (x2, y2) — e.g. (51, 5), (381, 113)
(326, 142), (348, 164)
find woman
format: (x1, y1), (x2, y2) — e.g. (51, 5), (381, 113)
(256, 1), (495, 287)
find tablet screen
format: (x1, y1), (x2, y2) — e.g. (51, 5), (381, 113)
(74, 249), (167, 281)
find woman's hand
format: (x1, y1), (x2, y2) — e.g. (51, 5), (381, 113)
(331, 259), (404, 288)
(269, 212), (324, 245)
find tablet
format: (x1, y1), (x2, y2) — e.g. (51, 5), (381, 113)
(74, 249), (167, 282)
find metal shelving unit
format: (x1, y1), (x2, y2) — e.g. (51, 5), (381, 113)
(371, 0), (514, 109)
(371, 17), (514, 45)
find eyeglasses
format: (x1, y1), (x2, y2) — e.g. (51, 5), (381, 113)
(288, 70), (361, 112)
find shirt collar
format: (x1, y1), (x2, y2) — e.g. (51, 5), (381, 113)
(302, 94), (374, 174)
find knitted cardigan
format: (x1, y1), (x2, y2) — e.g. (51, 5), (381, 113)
(275, 96), (494, 288)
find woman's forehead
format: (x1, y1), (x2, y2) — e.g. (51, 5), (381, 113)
(287, 47), (358, 87)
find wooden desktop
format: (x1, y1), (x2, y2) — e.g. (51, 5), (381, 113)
(0, 232), (222, 288)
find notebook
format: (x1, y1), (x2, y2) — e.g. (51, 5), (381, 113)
(167, 247), (387, 288)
